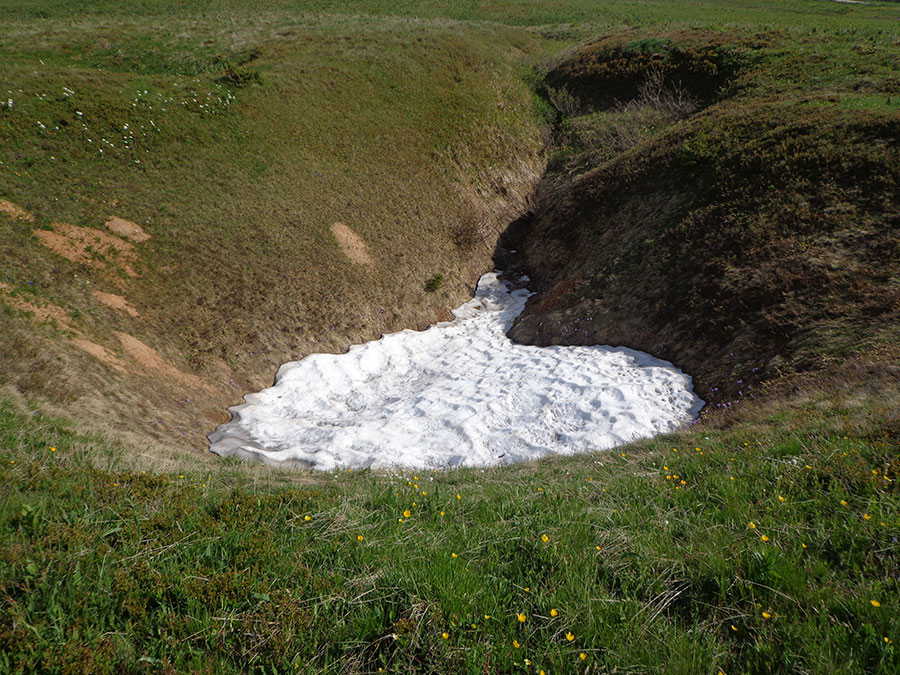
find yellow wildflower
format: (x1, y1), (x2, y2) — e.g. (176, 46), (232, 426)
(451, 553), (458, 558)
(566, 632), (575, 642)
(550, 608), (558, 617)
(748, 522), (756, 529)
(871, 600), (881, 607)
(580, 652), (587, 660)
(304, 515), (311, 521)
(442, 632), (449, 639)
(761, 535), (770, 542)
(404, 510), (411, 518)
(357, 535), (364, 542)
(456, 494), (461, 500)
(864, 514), (871, 520)
(513, 640), (520, 649)
(762, 611), (772, 619)
(541, 534), (549, 543)
(841, 500), (848, 506)
(517, 613), (526, 623)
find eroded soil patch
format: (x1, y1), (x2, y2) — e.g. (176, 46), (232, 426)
(92, 290), (140, 317)
(331, 222), (373, 265)
(116, 332), (211, 392)
(35, 223), (139, 277)
(105, 215), (151, 242)
(0, 199), (33, 222)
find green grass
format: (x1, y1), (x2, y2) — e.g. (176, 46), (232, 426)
(2, 1), (900, 671)
(1, 384), (898, 673)
(2, 0), (897, 36)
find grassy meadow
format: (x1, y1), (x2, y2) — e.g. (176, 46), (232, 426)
(2, 0), (899, 672)
(2, 365), (899, 673)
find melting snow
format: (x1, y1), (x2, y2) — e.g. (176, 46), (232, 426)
(208, 273), (703, 470)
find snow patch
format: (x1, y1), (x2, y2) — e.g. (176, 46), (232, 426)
(209, 273), (704, 470)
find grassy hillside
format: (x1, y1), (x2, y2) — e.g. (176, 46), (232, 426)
(507, 27), (900, 410)
(0, 7), (545, 451)
(1, 0), (899, 673)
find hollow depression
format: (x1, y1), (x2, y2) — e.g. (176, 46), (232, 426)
(208, 273), (704, 470)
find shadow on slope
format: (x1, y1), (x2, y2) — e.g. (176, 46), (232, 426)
(499, 30), (900, 411)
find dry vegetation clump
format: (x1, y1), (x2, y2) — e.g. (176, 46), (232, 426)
(541, 31), (754, 113)
(548, 66), (700, 174)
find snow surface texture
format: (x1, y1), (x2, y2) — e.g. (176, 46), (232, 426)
(208, 273), (704, 470)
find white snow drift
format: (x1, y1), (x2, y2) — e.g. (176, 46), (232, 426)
(208, 273), (703, 470)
